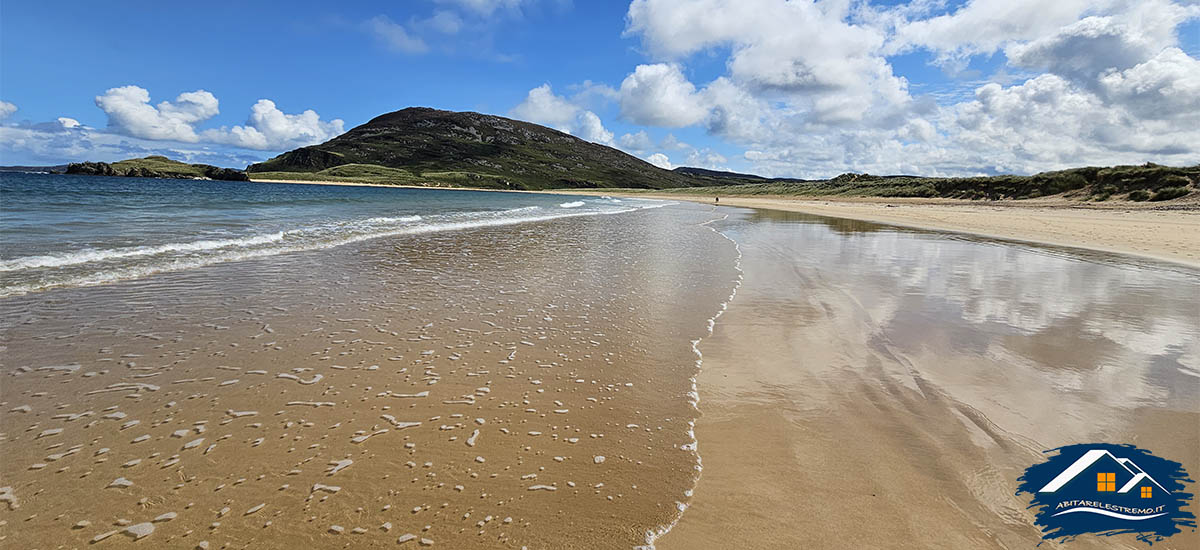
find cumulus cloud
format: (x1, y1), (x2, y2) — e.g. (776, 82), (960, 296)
(204, 99), (345, 151)
(617, 64), (709, 127)
(645, 152), (673, 169)
(0, 119), (263, 167)
(602, 0), (1200, 177)
(509, 84), (614, 145)
(1007, 16), (1161, 87)
(626, 0), (912, 125)
(95, 86), (219, 142)
(886, 0), (1102, 67)
(366, 15), (429, 54)
(1098, 47), (1200, 120)
(617, 130), (655, 152)
(0, 100), (16, 120)
(92, 85), (343, 151)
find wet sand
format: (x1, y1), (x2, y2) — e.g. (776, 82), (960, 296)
(0, 204), (738, 549)
(3, 195), (1197, 549)
(660, 208), (1199, 549)
(565, 194), (1200, 269)
(689, 197), (1200, 269)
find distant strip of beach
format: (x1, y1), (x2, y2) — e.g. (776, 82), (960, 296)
(251, 177), (1200, 269)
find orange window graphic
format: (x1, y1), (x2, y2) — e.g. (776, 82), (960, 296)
(1097, 472), (1116, 492)
(1141, 486), (1153, 498)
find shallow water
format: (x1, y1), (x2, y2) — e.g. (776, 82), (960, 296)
(0, 187), (737, 549)
(662, 207), (1200, 549)
(0, 173), (665, 296)
(2, 180), (1197, 548)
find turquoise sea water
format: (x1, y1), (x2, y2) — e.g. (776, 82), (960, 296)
(0, 173), (667, 296)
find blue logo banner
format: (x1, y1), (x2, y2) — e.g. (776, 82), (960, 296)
(1016, 443), (1195, 544)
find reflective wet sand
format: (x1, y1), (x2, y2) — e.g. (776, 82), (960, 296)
(0, 204), (738, 549)
(661, 208), (1199, 549)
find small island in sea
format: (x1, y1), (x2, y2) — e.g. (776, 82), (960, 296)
(65, 155), (250, 181)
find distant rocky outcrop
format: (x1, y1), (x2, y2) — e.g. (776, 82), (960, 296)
(66, 156), (250, 181)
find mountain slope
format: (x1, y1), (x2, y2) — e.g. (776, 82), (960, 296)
(247, 107), (699, 189)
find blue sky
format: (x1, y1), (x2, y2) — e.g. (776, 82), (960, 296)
(2, 1), (1198, 177)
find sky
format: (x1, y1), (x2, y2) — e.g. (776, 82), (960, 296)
(1, 0), (1198, 177)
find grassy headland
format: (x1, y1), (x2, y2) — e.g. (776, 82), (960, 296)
(67, 156), (249, 181)
(247, 107), (700, 190)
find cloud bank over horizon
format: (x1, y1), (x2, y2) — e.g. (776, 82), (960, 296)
(512, 0), (1200, 177)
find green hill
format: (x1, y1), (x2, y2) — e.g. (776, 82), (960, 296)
(245, 106), (1195, 202)
(247, 107), (698, 190)
(66, 156), (248, 181)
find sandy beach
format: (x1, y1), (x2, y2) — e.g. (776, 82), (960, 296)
(658, 208), (1200, 549)
(252, 178), (1200, 269)
(575, 192), (1200, 269)
(3, 180), (1198, 549)
(0, 198), (739, 549)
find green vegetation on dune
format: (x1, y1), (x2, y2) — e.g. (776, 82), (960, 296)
(66, 156), (249, 181)
(631, 163), (1200, 202)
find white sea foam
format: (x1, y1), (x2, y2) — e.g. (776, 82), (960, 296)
(637, 209), (743, 550)
(1, 199), (671, 296)
(559, 201), (585, 208)
(0, 232), (288, 271)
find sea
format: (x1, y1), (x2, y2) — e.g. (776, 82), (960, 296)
(0, 173), (668, 296)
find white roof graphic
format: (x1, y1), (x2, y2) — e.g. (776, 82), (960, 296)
(1038, 449), (1169, 494)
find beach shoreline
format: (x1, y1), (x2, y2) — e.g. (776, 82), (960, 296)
(249, 178), (1200, 269)
(658, 206), (1200, 550)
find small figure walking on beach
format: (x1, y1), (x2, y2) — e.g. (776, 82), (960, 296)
(715, 197), (719, 203)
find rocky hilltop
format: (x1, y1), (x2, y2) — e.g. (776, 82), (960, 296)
(248, 107), (699, 189)
(67, 156), (249, 181)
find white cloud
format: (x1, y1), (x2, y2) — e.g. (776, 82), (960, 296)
(1099, 47), (1200, 120)
(366, 15), (429, 54)
(645, 152), (673, 169)
(617, 64), (709, 127)
(95, 86), (219, 142)
(57, 117), (80, 129)
(0, 120), (263, 167)
(0, 100), (16, 120)
(617, 130), (654, 152)
(509, 84), (614, 145)
(205, 99), (345, 151)
(510, 84), (580, 131)
(886, 0), (1103, 67)
(575, 111), (614, 146)
(603, 0), (1200, 177)
(1007, 16), (1162, 87)
(625, 0), (912, 125)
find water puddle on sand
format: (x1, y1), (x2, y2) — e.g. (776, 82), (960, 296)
(0, 203), (738, 549)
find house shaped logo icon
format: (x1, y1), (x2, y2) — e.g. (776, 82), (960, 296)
(1018, 444), (1195, 543)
